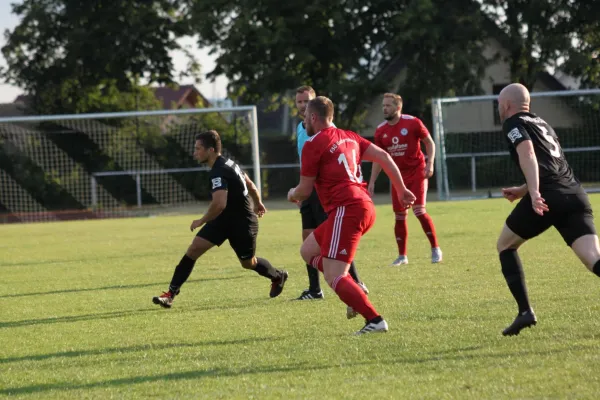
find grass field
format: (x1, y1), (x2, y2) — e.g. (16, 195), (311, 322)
(1, 196), (600, 399)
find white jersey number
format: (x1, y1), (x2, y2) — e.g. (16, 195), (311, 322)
(539, 126), (561, 158)
(338, 149), (363, 183)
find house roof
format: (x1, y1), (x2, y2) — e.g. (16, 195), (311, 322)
(153, 84), (211, 110)
(8, 84), (213, 111)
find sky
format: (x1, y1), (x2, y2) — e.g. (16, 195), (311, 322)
(0, 1), (229, 103)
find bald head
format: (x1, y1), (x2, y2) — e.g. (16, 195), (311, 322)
(497, 83), (531, 123)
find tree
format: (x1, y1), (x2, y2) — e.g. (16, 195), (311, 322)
(187, 0), (408, 127)
(187, 0), (489, 128)
(386, 0), (490, 117)
(480, 0), (600, 89)
(1, 0), (197, 114)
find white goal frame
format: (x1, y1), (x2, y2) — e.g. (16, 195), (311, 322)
(0, 105), (262, 210)
(431, 88), (600, 200)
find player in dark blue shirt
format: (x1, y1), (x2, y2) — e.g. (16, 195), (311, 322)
(153, 130), (288, 308)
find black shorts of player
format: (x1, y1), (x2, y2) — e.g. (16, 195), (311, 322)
(196, 215), (258, 260)
(506, 188), (596, 246)
(300, 188), (328, 230)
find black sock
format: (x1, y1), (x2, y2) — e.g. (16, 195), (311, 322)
(348, 261), (360, 283)
(253, 257), (281, 280)
(499, 249), (531, 314)
(169, 255), (197, 294)
(593, 259), (600, 277)
(306, 264), (321, 292)
(369, 315), (383, 324)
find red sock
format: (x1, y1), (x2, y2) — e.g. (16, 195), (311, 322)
(416, 213), (439, 248)
(394, 213), (408, 255)
(331, 274), (378, 320)
(309, 256), (323, 272)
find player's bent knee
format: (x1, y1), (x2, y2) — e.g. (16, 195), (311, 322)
(570, 234), (600, 271)
(395, 211), (408, 220)
(239, 257), (256, 270)
(187, 237), (213, 259)
(302, 229), (314, 241)
(412, 206), (426, 216)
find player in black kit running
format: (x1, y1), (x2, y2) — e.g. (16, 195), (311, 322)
(153, 130), (288, 308)
(496, 83), (600, 336)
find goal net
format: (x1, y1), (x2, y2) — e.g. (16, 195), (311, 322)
(0, 106), (260, 223)
(432, 89), (600, 200)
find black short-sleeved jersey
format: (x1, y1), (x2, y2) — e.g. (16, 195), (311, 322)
(209, 156), (254, 221)
(503, 112), (580, 193)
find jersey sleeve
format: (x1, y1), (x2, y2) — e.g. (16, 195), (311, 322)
(374, 128), (383, 148)
(416, 118), (430, 139)
(505, 124), (530, 148)
(357, 133), (373, 155)
(209, 167), (228, 193)
(301, 139), (320, 177)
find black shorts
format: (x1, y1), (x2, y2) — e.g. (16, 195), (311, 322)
(196, 216), (258, 260)
(506, 189), (596, 246)
(300, 189), (328, 230)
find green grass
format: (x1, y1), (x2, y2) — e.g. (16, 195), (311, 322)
(1, 196), (599, 399)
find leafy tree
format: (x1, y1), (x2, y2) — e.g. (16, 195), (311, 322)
(187, 0), (489, 128)
(480, 0), (600, 89)
(1, 0), (196, 114)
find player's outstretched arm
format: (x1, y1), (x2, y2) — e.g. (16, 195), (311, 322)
(423, 135), (436, 178)
(190, 190), (227, 231)
(244, 173), (267, 217)
(368, 163), (383, 197)
(363, 144), (415, 207)
(515, 141), (548, 215)
(288, 176), (316, 203)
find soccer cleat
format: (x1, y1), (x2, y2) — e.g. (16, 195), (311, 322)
(354, 318), (389, 335)
(296, 289), (324, 300)
(431, 247), (443, 263)
(502, 310), (537, 336)
(270, 270), (289, 298)
(357, 281), (369, 295)
(346, 306), (359, 319)
(391, 255), (408, 266)
(152, 291), (175, 308)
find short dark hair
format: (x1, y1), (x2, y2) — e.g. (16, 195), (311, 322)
(307, 96), (334, 121)
(195, 130), (222, 154)
(296, 85), (316, 97)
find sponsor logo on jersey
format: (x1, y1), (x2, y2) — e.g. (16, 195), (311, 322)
(519, 115), (545, 124)
(507, 128), (523, 143)
(329, 138), (358, 153)
(211, 177), (222, 189)
(392, 136), (399, 144)
(401, 128), (408, 136)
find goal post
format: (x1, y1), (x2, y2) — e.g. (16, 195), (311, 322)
(431, 88), (600, 200)
(0, 105), (261, 222)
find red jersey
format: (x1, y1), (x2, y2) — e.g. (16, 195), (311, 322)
(301, 126), (373, 213)
(374, 114), (429, 171)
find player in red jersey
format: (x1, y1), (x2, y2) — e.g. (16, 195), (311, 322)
(368, 93), (442, 266)
(287, 96), (416, 335)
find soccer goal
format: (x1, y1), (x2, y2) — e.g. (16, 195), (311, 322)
(0, 106), (261, 223)
(431, 88), (600, 200)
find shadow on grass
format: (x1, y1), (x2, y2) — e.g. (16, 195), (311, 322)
(0, 296), (264, 329)
(1, 336), (283, 365)
(0, 251), (173, 268)
(1, 275), (246, 299)
(2, 343), (598, 396)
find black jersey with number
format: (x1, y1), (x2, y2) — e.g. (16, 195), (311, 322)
(503, 112), (580, 193)
(209, 156), (254, 222)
